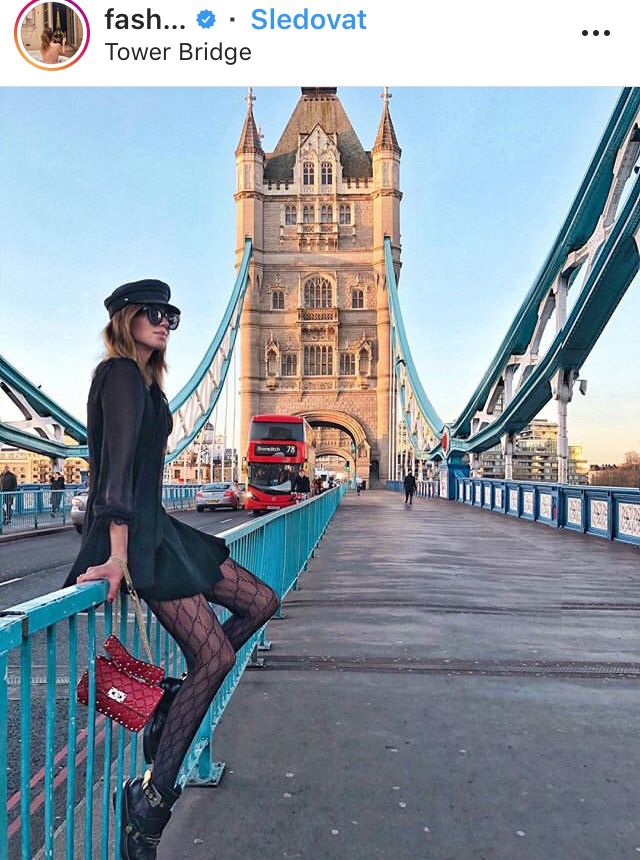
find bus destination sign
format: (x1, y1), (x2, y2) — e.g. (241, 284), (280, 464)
(255, 443), (298, 457)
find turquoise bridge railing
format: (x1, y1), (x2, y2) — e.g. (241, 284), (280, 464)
(0, 485), (204, 536)
(386, 480), (640, 546)
(0, 485), (346, 859)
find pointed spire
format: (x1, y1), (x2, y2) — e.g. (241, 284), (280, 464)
(373, 87), (401, 155)
(235, 87), (264, 156)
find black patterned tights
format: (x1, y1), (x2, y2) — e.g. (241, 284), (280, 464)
(145, 559), (279, 799)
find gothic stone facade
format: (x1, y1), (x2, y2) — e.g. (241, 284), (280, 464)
(235, 87), (402, 482)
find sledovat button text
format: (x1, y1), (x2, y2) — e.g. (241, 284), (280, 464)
(251, 8), (367, 29)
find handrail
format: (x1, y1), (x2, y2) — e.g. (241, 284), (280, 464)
(446, 171), (640, 454)
(0, 485), (204, 536)
(165, 237), (253, 462)
(383, 237), (443, 457)
(0, 238), (253, 463)
(450, 88), (640, 439)
(0, 485), (346, 858)
(0, 353), (87, 443)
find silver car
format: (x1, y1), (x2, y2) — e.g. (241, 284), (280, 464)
(70, 490), (88, 533)
(195, 482), (241, 512)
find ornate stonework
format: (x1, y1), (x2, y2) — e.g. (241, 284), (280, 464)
(483, 486), (491, 506)
(237, 88), (402, 481)
(509, 489), (518, 512)
(523, 491), (534, 515)
(590, 499), (608, 530)
(494, 487), (503, 509)
(539, 494), (552, 520)
(567, 497), (582, 526)
(618, 503), (640, 538)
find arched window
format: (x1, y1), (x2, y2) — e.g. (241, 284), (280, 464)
(266, 351), (278, 376)
(339, 204), (351, 225)
(358, 347), (371, 376)
(303, 205), (314, 224)
(272, 290), (284, 310)
(340, 353), (356, 375)
(304, 276), (333, 308)
(284, 205), (297, 225)
(303, 161), (315, 186)
(320, 204), (333, 223)
(351, 289), (364, 309)
(304, 345), (333, 376)
(321, 162), (333, 185)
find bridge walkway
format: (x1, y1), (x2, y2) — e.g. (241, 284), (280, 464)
(160, 489), (640, 860)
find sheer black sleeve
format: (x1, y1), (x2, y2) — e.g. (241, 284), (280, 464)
(93, 358), (145, 526)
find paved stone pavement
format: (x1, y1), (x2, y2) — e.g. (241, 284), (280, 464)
(160, 489), (640, 860)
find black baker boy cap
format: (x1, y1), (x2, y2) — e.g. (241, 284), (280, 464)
(104, 279), (181, 319)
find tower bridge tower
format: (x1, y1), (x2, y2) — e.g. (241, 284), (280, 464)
(236, 87), (402, 483)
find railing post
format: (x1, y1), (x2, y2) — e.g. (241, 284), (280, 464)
(0, 652), (7, 851)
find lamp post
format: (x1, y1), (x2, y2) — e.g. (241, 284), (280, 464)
(216, 435), (225, 482)
(203, 422), (215, 483)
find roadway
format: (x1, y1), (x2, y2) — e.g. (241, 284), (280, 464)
(0, 508), (253, 609)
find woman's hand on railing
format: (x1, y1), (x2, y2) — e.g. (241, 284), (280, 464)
(76, 559), (124, 602)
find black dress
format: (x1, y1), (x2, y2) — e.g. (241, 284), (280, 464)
(64, 358), (227, 601)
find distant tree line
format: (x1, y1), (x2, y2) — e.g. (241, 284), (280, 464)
(590, 451), (640, 487)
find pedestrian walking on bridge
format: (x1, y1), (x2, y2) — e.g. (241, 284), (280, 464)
(403, 470), (417, 504)
(1, 465), (17, 525)
(64, 279), (279, 860)
(50, 470), (65, 516)
(293, 468), (311, 498)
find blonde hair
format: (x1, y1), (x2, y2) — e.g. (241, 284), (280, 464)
(102, 304), (167, 388)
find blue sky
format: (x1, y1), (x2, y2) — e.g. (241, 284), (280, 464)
(0, 87), (637, 464)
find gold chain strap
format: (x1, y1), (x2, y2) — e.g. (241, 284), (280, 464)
(109, 555), (154, 664)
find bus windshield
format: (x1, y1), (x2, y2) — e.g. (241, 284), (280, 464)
(249, 421), (304, 442)
(248, 463), (301, 494)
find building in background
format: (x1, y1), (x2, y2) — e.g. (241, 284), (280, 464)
(0, 446), (88, 485)
(237, 86), (403, 485)
(479, 419), (588, 484)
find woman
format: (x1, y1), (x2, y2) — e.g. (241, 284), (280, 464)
(64, 279), (279, 859)
(40, 27), (65, 64)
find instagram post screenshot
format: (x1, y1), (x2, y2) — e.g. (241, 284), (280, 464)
(0, 1), (639, 858)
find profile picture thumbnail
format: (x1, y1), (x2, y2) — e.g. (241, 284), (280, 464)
(16, 1), (89, 70)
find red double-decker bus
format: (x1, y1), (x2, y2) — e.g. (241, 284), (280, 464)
(244, 415), (316, 515)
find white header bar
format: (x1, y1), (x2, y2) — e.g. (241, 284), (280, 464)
(2, 0), (639, 86)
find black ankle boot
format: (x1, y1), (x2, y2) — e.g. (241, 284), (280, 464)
(114, 771), (181, 860)
(143, 676), (184, 764)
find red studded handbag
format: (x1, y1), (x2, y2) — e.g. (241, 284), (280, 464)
(77, 559), (165, 732)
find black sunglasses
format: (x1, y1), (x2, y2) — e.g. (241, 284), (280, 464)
(139, 305), (181, 330)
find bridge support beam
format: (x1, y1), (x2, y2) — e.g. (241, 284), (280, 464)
(551, 367), (579, 485)
(468, 452), (480, 478)
(502, 433), (515, 481)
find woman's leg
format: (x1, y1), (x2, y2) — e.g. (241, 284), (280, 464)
(205, 557), (280, 653)
(143, 594), (236, 797)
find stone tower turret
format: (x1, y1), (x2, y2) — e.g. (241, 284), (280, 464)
(236, 88), (265, 439)
(236, 87), (403, 483)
